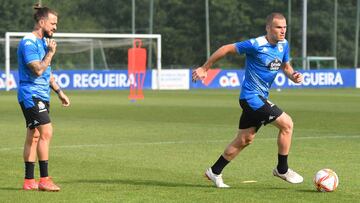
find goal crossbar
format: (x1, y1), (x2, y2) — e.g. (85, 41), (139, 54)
(4, 32), (162, 91)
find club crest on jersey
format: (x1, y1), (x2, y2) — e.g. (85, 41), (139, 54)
(278, 44), (283, 52)
(268, 58), (281, 71)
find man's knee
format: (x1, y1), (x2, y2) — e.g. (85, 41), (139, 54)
(237, 129), (256, 146)
(33, 130), (40, 138)
(40, 131), (53, 140)
(223, 128), (256, 159)
(33, 132), (40, 143)
(28, 129), (40, 137)
(38, 124), (53, 140)
(278, 114), (293, 134)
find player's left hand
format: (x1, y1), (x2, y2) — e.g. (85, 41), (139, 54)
(292, 72), (303, 83)
(192, 67), (208, 82)
(58, 92), (70, 107)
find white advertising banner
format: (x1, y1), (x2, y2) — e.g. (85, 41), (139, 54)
(152, 69), (190, 90)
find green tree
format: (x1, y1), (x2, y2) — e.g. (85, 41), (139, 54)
(1, 0), (359, 69)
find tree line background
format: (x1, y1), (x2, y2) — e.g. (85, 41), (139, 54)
(0, 0), (358, 69)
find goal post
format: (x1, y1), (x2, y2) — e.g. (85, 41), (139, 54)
(305, 56), (337, 70)
(4, 32), (162, 91)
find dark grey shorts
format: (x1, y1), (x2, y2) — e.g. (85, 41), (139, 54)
(20, 97), (51, 129)
(239, 96), (283, 132)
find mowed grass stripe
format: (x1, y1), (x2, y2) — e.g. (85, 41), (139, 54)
(0, 89), (359, 203)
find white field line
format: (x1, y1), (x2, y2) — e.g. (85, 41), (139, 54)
(0, 135), (359, 152)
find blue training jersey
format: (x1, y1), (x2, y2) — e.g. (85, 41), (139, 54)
(17, 33), (51, 108)
(234, 36), (289, 110)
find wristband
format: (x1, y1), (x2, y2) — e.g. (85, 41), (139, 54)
(54, 88), (62, 94)
(50, 85), (61, 94)
(292, 71), (298, 76)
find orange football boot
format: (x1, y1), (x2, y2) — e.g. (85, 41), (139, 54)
(38, 177), (60, 192)
(23, 179), (38, 190)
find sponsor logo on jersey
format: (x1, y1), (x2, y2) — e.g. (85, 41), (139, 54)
(268, 58), (281, 71)
(38, 101), (47, 112)
(25, 41), (32, 46)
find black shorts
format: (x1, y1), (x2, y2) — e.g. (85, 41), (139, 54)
(20, 97), (51, 129)
(239, 96), (283, 132)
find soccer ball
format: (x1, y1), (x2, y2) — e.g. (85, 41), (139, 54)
(313, 169), (339, 192)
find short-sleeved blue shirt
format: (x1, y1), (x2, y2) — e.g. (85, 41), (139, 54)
(234, 36), (289, 110)
(17, 33), (51, 108)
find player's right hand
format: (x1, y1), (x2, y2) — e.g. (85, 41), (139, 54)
(192, 67), (208, 82)
(46, 38), (57, 54)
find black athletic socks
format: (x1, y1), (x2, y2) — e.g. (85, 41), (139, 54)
(211, 155), (230, 175)
(25, 162), (35, 179)
(277, 154), (288, 174)
(211, 154), (288, 175)
(39, 160), (49, 178)
(25, 160), (50, 179)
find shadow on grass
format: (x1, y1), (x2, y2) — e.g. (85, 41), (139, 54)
(61, 179), (313, 193)
(253, 186), (318, 193)
(62, 178), (213, 188)
(296, 189), (320, 193)
(0, 187), (22, 191)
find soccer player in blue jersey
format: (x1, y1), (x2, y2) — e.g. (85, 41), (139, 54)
(18, 4), (70, 191)
(193, 13), (303, 188)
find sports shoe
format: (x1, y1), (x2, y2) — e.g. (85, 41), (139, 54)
(23, 179), (38, 190)
(273, 168), (303, 184)
(38, 177), (60, 192)
(204, 168), (230, 188)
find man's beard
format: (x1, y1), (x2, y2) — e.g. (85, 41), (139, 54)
(44, 31), (53, 38)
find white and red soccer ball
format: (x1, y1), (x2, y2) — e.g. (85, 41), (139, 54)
(313, 169), (339, 192)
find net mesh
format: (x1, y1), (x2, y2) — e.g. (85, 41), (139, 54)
(2, 37), (157, 70)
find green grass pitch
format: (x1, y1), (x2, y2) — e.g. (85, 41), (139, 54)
(0, 89), (359, 202)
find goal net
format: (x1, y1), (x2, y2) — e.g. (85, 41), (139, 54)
(4, 32), (161, 91)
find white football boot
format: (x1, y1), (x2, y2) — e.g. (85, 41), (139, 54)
(273, 168), (304, 184)
(205, 168), (230, 188)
